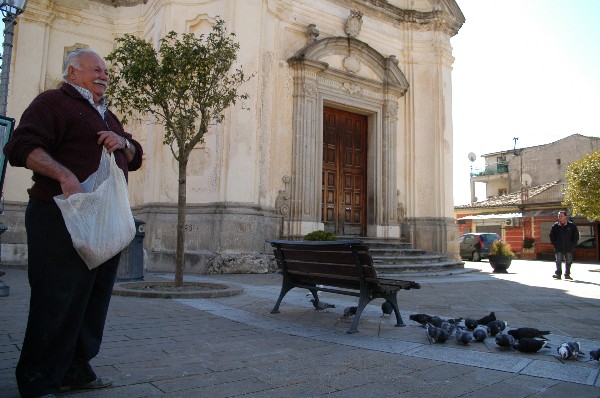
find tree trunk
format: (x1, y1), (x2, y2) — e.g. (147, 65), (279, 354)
(174, 150), (188, 287)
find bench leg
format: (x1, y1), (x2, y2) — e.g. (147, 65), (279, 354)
(347, 290), (372, 334)
(270, 276), (295, 314)
(384, 296), (405, 327)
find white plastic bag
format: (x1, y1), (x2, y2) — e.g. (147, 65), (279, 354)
(54, 147), (135, 269)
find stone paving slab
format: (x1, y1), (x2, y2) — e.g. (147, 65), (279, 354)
(1, 259), (600, 397)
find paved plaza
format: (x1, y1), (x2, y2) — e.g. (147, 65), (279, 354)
(1, 259), (599, 397)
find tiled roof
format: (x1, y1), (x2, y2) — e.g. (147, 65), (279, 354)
(454, 181), (560, 209)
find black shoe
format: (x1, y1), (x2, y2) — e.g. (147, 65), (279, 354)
(564, 274), (573, 280)
(60, 376), (113, 392)
(552, 274), (561, 279)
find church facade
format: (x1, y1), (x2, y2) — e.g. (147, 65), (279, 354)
(1, 0), (464, 273)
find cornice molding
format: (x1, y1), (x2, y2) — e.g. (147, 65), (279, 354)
(333, 0), (465, 37)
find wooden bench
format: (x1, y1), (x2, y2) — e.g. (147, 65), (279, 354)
(267, 240), (421, 334)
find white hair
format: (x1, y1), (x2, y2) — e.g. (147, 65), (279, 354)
(62, 49), (102, 81)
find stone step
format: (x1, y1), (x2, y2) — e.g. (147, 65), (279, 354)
(374, 260), (466, 274)
(372, 254), (448, 264)
(369, 248), (430, 257)
(337, 236), (465, 276)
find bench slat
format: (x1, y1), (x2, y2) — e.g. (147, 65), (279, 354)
(282, 260), (376, 278)
(277, 249), (372, 266)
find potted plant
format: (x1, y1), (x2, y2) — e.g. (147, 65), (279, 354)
(303, 230), (337, 241)
(520, 236), (536, 259)
(488, 240), (515, 273)
(523, 237), (535, 250)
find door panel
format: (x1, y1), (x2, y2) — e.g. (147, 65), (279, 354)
(322, 107), (367, 235)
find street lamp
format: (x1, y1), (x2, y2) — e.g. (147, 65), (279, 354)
(0, 0), (28, 116)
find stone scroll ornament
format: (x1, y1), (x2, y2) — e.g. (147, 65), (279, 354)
(307, 24), (320, 44)
(345, 10), (363, 38)
(275, 176), (291, 215)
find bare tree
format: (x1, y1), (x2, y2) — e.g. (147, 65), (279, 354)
(106, 19), (251, 286)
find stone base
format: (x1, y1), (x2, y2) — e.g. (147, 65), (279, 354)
(136, 202), (282, 274)
(145, 250), (277, 275)
(403, 217), (460, 258)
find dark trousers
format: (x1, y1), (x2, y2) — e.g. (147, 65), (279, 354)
(554, 251), (573, 276)
(16, 199), (120, 398)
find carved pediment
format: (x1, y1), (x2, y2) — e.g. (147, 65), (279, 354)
(289, 36), (408, 96)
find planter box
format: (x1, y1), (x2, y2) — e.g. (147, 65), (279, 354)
(519, 252), (536, 260)
(488, 254), (512, 273)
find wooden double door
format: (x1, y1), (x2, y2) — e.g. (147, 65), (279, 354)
(322, 107), (367, 236)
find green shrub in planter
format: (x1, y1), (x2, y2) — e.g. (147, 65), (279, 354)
(303, 230), (337, 241)
(490, 240), (515, 257)
(523, 237), (535, 249)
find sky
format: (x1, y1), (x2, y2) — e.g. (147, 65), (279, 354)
(451, 0), (600, 205)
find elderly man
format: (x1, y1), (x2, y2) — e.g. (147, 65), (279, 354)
(3, 49), (143, 398)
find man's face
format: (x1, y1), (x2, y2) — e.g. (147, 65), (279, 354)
(68, 53), (109, 104)
(558, 212), (567, 223)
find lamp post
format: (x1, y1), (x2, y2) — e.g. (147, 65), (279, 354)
(0, 0), (28, 116)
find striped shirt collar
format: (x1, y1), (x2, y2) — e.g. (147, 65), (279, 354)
(68, 83), (108, 118)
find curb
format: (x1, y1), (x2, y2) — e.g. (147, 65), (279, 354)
(112, 280), (244, 298)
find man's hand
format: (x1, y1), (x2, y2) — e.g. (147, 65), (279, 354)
(25, 148), (82, 198)
(97, 130), (127, 154)
(59, 174), (84, 198)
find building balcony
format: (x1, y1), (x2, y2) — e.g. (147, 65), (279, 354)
(470, 162), (508, 177)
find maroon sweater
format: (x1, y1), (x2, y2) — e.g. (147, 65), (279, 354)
(3, 83), (143, 202)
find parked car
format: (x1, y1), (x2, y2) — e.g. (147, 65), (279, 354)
(459, 233), (500, 261)
(575, 237), (596, 249)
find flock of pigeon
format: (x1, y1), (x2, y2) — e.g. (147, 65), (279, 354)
(406, 310), (600, 362)
(332, 300), (600, 363)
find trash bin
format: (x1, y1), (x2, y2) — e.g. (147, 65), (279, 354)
(116, 218), (145, 282)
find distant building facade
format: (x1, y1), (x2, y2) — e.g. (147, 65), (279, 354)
(455, 134), (600, 261)
(1, 0), (465, 272)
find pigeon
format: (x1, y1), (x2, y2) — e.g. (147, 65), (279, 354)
(473, 325), (490, 342)
(310, 299), (335, 310)
(428, 315), (443, 328)
(507, 328), (550, 340)
(343, 306), (357, 317)
(464, 318), (478, 330)
(440, 321), (456, 335)
(486, 320), (507, 336)
(455, 328), (473, 345)
(495, 333), (516, 350)
(444, 317), (463, 325)
(409, 313), (434, 326)
(381, 301), (394, 317)
(589, 348), (600, 361)
(489, 320), (507, 331)
(477, 312), (496, 325)
(426, 323), (450, 344)
(557, 342), (583, 360)
(513, 338), (547, 353)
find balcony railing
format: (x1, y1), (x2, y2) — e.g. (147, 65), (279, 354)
(470, 162), (508, 177)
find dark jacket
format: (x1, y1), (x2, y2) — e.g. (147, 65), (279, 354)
(3, 83), (143, 202)
(549, 221), (579, 252)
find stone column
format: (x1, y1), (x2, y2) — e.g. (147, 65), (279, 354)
(382, 98), (399, 227)
(287, 59), (327, 236)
